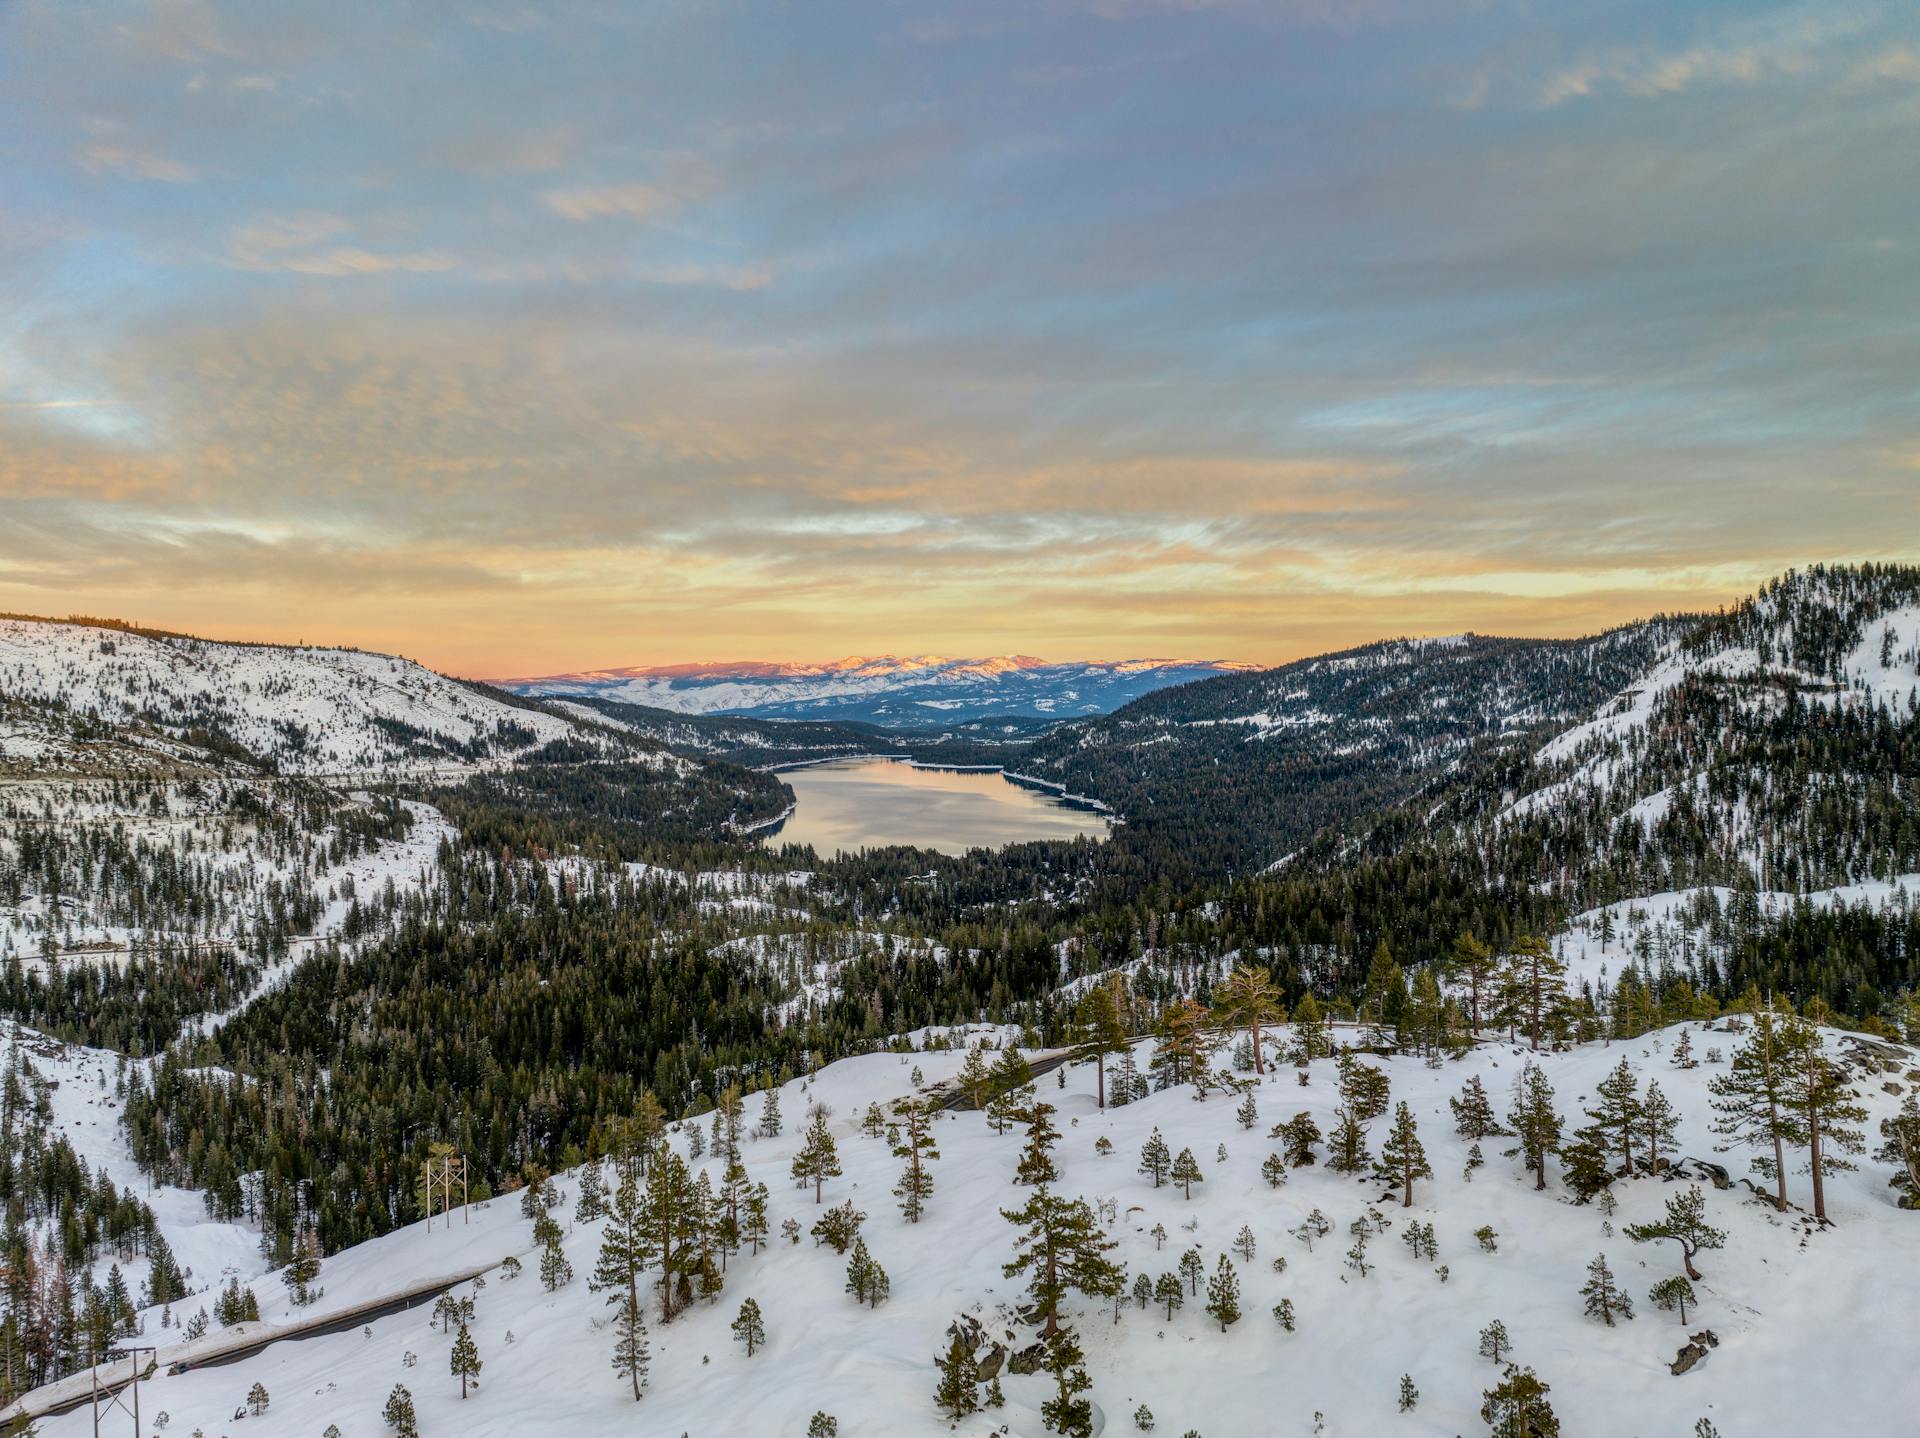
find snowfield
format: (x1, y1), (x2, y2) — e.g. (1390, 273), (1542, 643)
(19, 1020), (1919, 1438)
(0, 618), (606, 775)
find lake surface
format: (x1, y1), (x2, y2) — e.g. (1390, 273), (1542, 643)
(766, 758), (1110, 857)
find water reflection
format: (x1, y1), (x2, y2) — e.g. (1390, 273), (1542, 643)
(766, 758), (1110, 857)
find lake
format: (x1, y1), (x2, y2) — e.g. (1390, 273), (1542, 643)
(765, 757), (1110, 857)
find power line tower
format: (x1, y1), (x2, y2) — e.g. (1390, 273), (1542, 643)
(90, 1345), (155, 1437)
(422, 1144), (469, 1231)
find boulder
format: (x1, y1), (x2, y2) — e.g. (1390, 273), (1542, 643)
(1008, 1342), (1047, 1376)
(1670, 1329), (1720, 1376)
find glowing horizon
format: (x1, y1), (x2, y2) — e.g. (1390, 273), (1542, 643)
(3, 2), (1916, 678)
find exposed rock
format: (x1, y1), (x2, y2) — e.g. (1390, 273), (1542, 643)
(1008, 1342), (1047, 1376)
(1670, 1329), (1720, 1376)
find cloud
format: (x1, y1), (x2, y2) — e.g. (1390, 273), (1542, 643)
(542, 183), (684, 222)
(224, 215), (457, 276)
(78, 143), (198, 182)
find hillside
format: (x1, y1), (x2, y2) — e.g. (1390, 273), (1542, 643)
(505, 655), (1251, 728)
(0, 616), (628, 777)
(13, 1016), (1918, 1437)
(1019, 625), (1685, 878)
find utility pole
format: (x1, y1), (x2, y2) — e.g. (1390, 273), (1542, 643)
(91, 1345), (155, 1437)
(422, 1147), (468, 1231)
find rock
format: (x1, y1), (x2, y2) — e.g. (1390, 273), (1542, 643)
(976, 1343), (1007, 1381)
(1008, 1342), (1046, 1376)
(1671, 1329), (1720, 1376)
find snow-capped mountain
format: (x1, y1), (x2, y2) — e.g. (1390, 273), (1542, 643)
(500, 654), (1253, 727)
(0, 616), (621, 776)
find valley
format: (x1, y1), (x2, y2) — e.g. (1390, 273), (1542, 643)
(1, 564), (1917, 1436)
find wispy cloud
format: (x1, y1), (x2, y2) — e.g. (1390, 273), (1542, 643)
(78, 142), (198, 182)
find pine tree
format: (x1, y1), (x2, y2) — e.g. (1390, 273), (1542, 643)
(1398, 1374), (1418, 1412)
(893, 1101), (940, 1221)
(1204, 1255), (1240, 1331)
(1170, 1147), (1204, 1198)
(934, 1331), (981, 1421)
(1477, 1318), (1510, 1364)
(1377, 1102), (1431, 1207)
(1641, 1080), (1679, 1173)
(246, 1381), (270, 1416)
(383, 1384), (418, 1437)
(1016, 1101), (1062, 1186)
(1261, 1152), (1287, 1188)
(1179, 1246), (1205, 1294)
(610, 1288), (650, 1400)
(1876, 1094), (1920, 1208)
(845, 1237), (890, 1308)
(1710, 1003), (1803, 1212)
(1001, 1188), (1124, 1335)
(792, 1111), (843, 1203)
(1326, 1106), (1370, 1174)
(644, 1143), (699, 1323)
(731, 1296), (765, 1355)
(957, 1046), (994, 1112)
(1451, 1075), (1499, 1140)
(1624, 1185), (1725, 1281)
(1151, 998), (1211, 1092)
(1155, 1271), (1183, 1319)
(1235, 1092), (1258, 1130)
(1271, 1297), (1295, 1331)
(1139, 1129), (1172, 1187)
(1501, 935), (1569, 1051)
(1132, 1272), (1153, 1309)
(743, 1181), (771, 1253)
(807, 1414), (838, 1438)
(592, 1167), (654, 1321)
(1507, 1062), (1562, 1191)
(1072, 984), (1131, 1107)
(1579, 1254), (1631, 1326)
(1277, 1112), (1322, 1166)
(1213, 963), (1284, 1075)
(539, 1230), (573, 1291)
(1776, 1014), (1868, 1223)
(758, 1087), (783, 1139)
(576, 1161), (607, 1222)
(1648, 1275), (1696, 1324)
(1481, 1365), (1559, 1437)
(1447, 933), (1499, 1036)
(1233, 1224), (1257, 1262)
(1038, 1326), (1094, 1438)
(1586, 1060), (1643, 1175)
(1336, 1052), (1392, 1122)
(450, 1322), (482, 1398)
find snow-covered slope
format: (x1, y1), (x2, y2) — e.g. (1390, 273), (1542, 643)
(504, 654), (1252, 727)
(0, 617), (612, 775)
(22, 1021), (1918, 1438)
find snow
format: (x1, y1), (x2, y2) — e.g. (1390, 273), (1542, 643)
(18, 1021), (1920, 1438)
(0, 617), (603, 775)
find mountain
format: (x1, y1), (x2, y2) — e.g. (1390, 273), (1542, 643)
(1018, 624), (1688, 878)
(0, 614), (615, 776)
(500, 653), (1253, 727)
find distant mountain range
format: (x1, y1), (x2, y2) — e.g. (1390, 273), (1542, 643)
(498, 654), (1255, 727)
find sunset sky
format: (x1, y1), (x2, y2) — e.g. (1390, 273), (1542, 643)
(3, 1), (1916, 677)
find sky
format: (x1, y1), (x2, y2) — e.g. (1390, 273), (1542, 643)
(2, 0), (1916, 678)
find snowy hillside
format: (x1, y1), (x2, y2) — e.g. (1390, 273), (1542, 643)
(504, 654), (1252, 727)
(0, 617), (618, 775)
(17, 1019), (1919, 1438)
